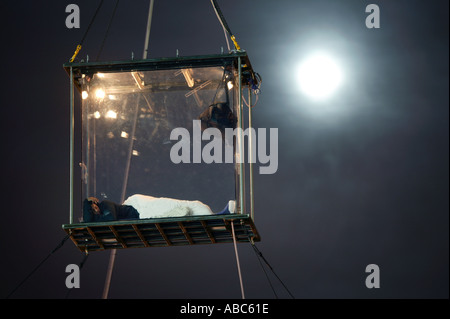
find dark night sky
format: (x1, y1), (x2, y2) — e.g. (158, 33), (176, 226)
(0, 0), (448, 300)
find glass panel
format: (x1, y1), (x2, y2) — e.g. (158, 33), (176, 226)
(80, 64), (237, 221)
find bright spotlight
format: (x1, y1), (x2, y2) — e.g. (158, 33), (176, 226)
(297, 53), (343, 101)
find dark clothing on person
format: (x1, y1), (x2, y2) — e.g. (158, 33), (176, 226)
(83, 199), (140, 223)
(199, 68), (235, 135)
(199, 102), (236, 135)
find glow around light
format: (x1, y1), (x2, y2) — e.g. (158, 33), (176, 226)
(95, 88), (105, 99)
(105, 110), (117, 119)
(297, 53), (343, 101)
(82, 91), (88, 100)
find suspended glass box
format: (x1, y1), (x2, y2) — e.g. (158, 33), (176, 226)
(62, 52), (260, 252)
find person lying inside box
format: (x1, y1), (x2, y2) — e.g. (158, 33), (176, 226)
(83, 197), (140, 223)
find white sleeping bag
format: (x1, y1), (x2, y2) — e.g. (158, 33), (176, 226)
(123, 194), (214, 219)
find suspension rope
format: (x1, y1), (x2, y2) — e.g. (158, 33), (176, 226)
(210, 0), (230, 51)
(251, 241), (279, 299)
(65, 252), (90, 299)
(5, 234), (71, 299)
(210, 0), (241, 51)
(96, 0), (120, 61)
(249, 239), (295, 299)
(69, 0), (105, 62)
(231, 222), (245, 299)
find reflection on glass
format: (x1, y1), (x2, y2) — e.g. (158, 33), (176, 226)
(81, 65), (237, 221)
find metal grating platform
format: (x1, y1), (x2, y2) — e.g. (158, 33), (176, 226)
(62, 214), (260, 253)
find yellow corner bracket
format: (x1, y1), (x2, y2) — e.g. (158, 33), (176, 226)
(69, 44), (82, 63)
(230, 35), (241, 51)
